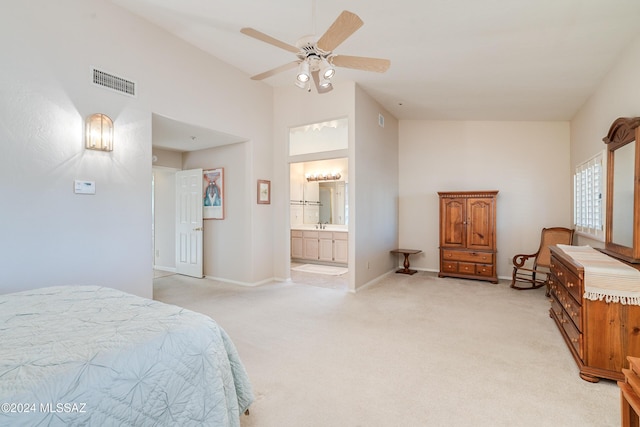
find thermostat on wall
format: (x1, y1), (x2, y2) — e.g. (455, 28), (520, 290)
(74, 180), (96, 194)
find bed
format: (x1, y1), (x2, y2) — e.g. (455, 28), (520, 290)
(0, 285), (254, 426)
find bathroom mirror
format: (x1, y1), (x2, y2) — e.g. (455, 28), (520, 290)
(303, 181), (348, 225)
(290, 157), (348, 227)
(602, 117), (640, 263)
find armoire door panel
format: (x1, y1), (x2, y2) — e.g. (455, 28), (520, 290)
(467, 197), (494, 250)
(441, 199), (466, 247)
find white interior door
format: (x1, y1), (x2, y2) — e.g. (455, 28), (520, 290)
(175, 168), (203, 278)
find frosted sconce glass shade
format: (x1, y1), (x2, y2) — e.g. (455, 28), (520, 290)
(85, 113), (114, 151)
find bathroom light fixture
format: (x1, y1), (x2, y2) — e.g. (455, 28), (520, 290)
(306, 172), (341, 182)
(85, 113), (113, 151)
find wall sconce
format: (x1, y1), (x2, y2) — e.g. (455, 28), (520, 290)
(306, 172), (342, 182)
(85, 113), (113, 151)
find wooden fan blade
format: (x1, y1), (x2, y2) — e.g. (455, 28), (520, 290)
(250, 61), (300, 80)
(331, 55), (390, 73)
(316, 11), (363, 52)
(240, 27), (299, 54)
(312, 70), (333, 94)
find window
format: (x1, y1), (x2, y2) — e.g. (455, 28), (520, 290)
(574, 151), (604, 239)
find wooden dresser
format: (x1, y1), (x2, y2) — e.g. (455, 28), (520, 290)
(438, 191), (498, 284)
(548, 245), (640, 382)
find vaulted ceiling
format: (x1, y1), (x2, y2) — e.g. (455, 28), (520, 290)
(113, 0), (640, 122)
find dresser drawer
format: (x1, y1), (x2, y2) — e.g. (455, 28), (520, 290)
(563, 270), (582, 303)
(560, 289), (582, 331)
(550, 294), (564, 319)
(551, 260), (581, 300)
(553, 282), (581, 328)
(561, 310), (583, 359)
(550, 259), (571, 284)
(548, 276), (559, 297)
(442, 249), (493, 264)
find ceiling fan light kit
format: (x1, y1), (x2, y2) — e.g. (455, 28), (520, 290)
(296, 61), (311, 83)
(240, 10), (390, 94)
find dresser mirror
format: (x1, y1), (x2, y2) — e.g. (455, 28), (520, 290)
(602, 117), (640, 263)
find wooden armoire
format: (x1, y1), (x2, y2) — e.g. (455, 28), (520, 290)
(438, 191), (498, 283)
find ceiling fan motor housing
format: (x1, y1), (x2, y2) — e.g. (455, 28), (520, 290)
(296, 36), (332, 70)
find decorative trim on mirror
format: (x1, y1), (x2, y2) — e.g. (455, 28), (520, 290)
(603, 117), (640, 146)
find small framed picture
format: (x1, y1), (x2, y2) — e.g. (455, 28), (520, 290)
(257, 179), (270, 204)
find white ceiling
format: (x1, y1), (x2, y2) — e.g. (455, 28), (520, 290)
(152, 113), (245, 152)
(113, 0), (640, 149)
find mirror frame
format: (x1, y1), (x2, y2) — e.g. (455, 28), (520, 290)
(602, 116), (640, 263)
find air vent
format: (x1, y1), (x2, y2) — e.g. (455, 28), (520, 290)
(91, 68), (136, 97)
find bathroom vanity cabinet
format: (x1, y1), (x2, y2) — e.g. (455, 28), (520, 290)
(291, 230), (348, 264)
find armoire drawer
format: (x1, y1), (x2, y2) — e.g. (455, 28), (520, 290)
(475, 264), (494, 277)
(442, 249), (493, 264)
(458, 262), (476, 275)
(441, 261), (458, 273)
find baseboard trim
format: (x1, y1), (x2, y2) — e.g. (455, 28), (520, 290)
(353, 269), (396, 293)
(153, 266), (176, 273)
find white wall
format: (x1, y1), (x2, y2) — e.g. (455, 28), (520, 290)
(571, 34), (640, 247)
(152, 148), (182, 170)
(398, 121), (571, 279)
(353, 85), (399, 289)
(152, 167), (177, 271)
(0, 0), (274, 296)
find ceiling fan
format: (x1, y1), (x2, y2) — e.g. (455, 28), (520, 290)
(240, 10), (390, 94)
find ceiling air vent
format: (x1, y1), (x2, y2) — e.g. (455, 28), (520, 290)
(91, 68), (136, 97)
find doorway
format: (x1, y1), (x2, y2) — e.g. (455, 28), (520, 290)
(289, 158), (349, 291)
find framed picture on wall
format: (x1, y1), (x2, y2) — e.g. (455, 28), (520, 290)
(257, 179), (270, 204)
(203, 168), (224, 219)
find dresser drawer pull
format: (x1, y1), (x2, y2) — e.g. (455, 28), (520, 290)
(571, 338), (579, 344)
(567, 281), (574, 288)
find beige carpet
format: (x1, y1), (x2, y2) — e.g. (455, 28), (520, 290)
(153, 272), (619, 427)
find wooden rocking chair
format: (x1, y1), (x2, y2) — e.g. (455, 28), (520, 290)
(510, 227), (574, 294)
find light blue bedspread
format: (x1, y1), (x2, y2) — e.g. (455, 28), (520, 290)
(0, 285), (254, 426)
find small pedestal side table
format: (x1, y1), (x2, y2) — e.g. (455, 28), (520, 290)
(390, 249), (422, 275)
